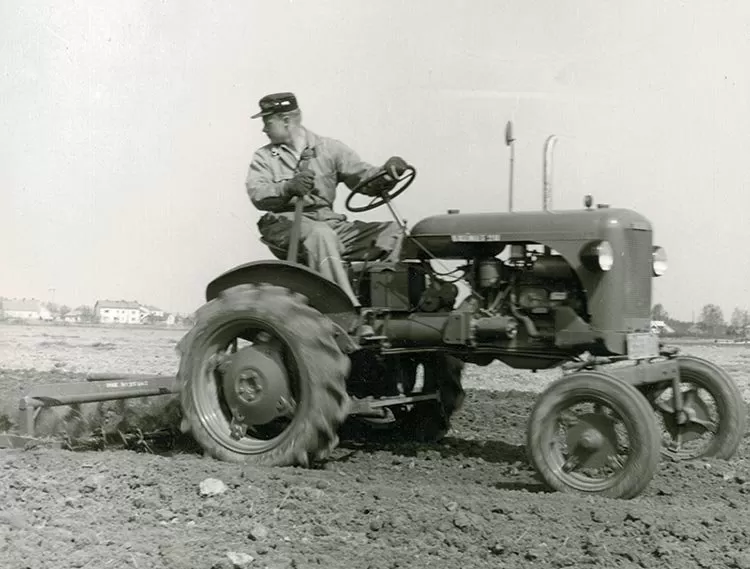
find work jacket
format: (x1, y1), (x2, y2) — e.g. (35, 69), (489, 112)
(246, 128), (380, 221)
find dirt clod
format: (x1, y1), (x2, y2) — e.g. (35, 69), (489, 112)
(226, 551), (254, 568)
(200, 477), (229, 496)
(248, 523), (269, 541)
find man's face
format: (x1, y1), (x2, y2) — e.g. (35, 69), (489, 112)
(262, 114), (290, 144)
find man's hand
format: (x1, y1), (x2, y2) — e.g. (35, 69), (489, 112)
(284, 170), (315, 198)
(384, 156), (409, 179)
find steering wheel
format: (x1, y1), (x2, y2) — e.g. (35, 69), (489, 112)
(345, 166), (416, 213)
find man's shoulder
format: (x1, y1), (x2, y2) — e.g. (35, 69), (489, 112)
(252, 142), (277, 156)
(306, 130), (354, 155)
(250, 143), (281, 165)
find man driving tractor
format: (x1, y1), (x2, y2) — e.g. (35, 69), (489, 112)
(245, 91), (409, 306)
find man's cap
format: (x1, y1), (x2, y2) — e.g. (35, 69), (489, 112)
(251, 92), (299, 119)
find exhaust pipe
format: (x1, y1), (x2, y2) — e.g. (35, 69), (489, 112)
(505, 121), (515, 212)
(543, 135), (558, 211)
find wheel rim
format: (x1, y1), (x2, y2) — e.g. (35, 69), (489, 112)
(191, 318), (302, 455)
(539, 396), (636, 493)
(651, 377), (720, 460)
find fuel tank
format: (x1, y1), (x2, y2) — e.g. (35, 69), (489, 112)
(400, 208), (652, 259)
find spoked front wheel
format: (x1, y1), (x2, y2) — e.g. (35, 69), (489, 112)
(527, 371), (661, 499)
(645, 355), (746, 461)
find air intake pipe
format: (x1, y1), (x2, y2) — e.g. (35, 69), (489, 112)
(543, 135), (558, 212)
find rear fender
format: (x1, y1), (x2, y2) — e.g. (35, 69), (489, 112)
(205, 261), (359, 333)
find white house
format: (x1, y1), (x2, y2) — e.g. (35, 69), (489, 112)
(94, 300), (143, 324)
(1, 299), (53, 320)
(63, 310), (84, 323)
(651, 320), (676, 335)
(141, 305), (166, 319)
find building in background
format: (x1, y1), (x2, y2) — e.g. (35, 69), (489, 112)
(93, 300), (170, 324)
(1, 299), (53, 320)
(650, 320), (676, 335)
(94, 300), (143, 324)
(63, 309), (84, 323)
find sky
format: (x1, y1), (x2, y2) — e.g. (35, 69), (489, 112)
(2, 0), (749, 321)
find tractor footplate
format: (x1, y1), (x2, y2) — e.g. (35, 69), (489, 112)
(349, 393), (439, 416)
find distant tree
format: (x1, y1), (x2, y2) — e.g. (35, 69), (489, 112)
(76, 305), (95, 323)
(45, 302), (60, 315)
(699, 304), (725, 337)
(730, 308), (750, 337)
(58, 305), (71, 319)
(651, 303), (670, 321)
(666, 319), (692, 337)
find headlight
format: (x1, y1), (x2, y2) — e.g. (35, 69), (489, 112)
(652, 246), (667, 276)
(581, 240), (614, 272)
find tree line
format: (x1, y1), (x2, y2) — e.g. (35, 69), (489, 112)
(651, 303), (750, 338)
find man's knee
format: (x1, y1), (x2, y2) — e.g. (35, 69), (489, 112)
(304, 222), (339, 248)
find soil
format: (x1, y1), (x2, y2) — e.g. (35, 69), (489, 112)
(3, 325), (750, 569)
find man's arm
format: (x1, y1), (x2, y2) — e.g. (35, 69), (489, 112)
(332, 140), (381, 190)
(246, 150), (290, 211)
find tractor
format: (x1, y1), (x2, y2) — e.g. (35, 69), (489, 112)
(174, 156), (745, 500)
(7, 140), (746, 501)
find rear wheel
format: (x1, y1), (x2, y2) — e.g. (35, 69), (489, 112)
(527, 371), (661, 499)
(347, 353), (465, 443)
(397, 354), (465, 442)
(646, 355), (746, 461)
(177, 284), (350, 466)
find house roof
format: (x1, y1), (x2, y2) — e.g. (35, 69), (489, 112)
(95, 300), (141, 310)
(2, 299), (42, 312)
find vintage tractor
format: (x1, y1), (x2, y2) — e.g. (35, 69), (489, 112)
(6, 142), (746, 501)
(172, 156), (745, 499)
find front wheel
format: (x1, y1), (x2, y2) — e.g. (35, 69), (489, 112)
(646, 355), (746, 461)
(527, 371), (661, 499)
(177, 284), (350, 466)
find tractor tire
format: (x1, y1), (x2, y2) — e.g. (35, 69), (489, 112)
(527, 371), (661, 499)
(398, 354), (466, 443)
(177, 284), (350, 466)
(651, 355), (746, 461)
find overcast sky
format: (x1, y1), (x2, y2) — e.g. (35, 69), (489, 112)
(2, 0), (749, 321)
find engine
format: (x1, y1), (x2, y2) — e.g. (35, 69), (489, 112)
(463, 244), (588, 343)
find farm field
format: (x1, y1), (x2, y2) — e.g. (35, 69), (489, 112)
(2, 323), (750, 569)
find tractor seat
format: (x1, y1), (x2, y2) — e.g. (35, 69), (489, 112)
(260, 238), (389, 267)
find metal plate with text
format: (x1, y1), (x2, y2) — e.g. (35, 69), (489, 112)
(626, 332), (660, 360)
(450, 234), (503, 242)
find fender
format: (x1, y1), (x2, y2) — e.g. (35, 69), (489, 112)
(205, 260), (358, 330)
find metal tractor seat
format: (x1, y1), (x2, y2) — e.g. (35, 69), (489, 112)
(260, 238), (390, 269)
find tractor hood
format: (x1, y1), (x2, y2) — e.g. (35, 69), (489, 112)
(401, 207), (653, 259)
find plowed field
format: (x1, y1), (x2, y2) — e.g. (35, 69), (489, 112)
(2, 324), (750, 569)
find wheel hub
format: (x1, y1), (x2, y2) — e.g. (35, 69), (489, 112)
(221, 343), (291, 426)
(565, 412), (619, 469)
(658, 388), (712, 442)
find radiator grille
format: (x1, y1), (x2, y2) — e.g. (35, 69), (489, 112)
(622, 229), (652, 322)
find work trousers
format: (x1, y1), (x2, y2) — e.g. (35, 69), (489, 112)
(257, 211), (402, 306)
